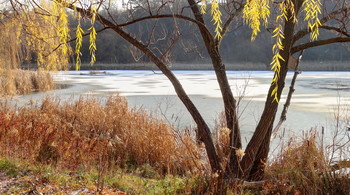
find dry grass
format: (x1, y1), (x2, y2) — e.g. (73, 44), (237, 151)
(264, 130), (350, 194)
(213, 112), (350, 194)
(0, 95), (201, 175)
(1, 92), (349, 193)
(0, 69), (54, 96)
(213, 112), (232, 168)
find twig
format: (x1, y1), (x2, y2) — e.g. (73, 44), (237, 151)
(44, 27), (109, 57)
(271, 50), (304, 140)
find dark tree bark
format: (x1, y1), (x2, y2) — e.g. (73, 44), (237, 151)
(240, 0), (302, 179)
(249, 51), (303, 181)
(186, 1), (242, 181)
(247, 119), (274, 181)
(292, 37), (350, 53)
(187, 0), (242, 149)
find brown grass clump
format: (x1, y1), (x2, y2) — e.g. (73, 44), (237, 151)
(0, 96), (201, 175)
(213, 112), (231, 167)
(0, 69), (54, 96)
(264, 131), (350, 194)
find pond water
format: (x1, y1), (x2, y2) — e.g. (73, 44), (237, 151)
(9, 70), (350, 147)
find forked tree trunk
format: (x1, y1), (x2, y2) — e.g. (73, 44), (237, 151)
(70, 0), (309, 187)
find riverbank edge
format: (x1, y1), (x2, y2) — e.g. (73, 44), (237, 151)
(20, 61), (350, 71)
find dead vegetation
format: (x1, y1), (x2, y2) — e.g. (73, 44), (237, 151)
(0, 96), (202, 176)
(0, 95), (349, 194)
(0, 69), (54, 96)
(213, 112), (350, 194)
(263, 131), (350, 195)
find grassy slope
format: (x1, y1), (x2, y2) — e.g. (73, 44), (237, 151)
(0, 158), (204, 194)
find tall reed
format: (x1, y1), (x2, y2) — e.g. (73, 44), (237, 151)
(264, 130), (350, 194)
(0, 69), (54, 96)
(0, 96), (201, 175)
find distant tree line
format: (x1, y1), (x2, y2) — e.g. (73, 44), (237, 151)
(70, 7), (350, 66)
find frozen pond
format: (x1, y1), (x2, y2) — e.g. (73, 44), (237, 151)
(8, 70), (350, 146)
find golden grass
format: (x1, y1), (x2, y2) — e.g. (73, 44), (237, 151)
(264, 131), (350, 194)
(0, 96), (201, 175)
(0, 69), (54, 96)
(213, 112), (350, 194)
(213, 112), (231, 168)
(1, 92), (348, 193)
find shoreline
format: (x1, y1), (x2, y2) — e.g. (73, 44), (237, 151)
(75, 61), (350, 71)
(20, 61), (350, 71)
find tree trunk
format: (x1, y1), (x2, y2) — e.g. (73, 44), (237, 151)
(239, 0), (302, 179)
(238, 94), (279, 178)
(247, 116), (274, 181)
(187, 1), (242, 178)
(248, 51), (304, 182)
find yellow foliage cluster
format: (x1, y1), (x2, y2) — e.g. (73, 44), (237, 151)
(75, 14), (84, 70)
(210, 0), (223, 40)
(243, 0), (270, 41)
(200, 0), (223, 40)
(56, 1), (70, 57)
(0, 18), (23, 69)
(200, 0), (207, 14)
(243, 0), (322, 102)
(269, 2), (289, 102)
(89, 7), (98, 66)
(302, 0), (322, 40)
(0, 1), (71, 71)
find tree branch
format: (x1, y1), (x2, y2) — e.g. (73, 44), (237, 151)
(216, 5), (243, 47)
(293, 7), (350, 44)
(292, 37), (350, 54)
(45, 27), (109, 57)
(320, 25), (350, 37)
(271, 50), (304, 140)
(117, 14), (213, 38)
